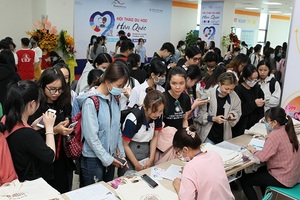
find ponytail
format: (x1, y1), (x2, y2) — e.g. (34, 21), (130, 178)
(285, 115), (299, 152)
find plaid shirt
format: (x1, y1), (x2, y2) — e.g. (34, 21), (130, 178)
(254, 126), (300, 187)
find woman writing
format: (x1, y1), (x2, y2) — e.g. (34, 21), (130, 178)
(241, 106), (300, 200)
(172, 125), (234, 200)
(3, 80), (56, 181)
(120, 90), (166, 173)
(77, 60), (130, 186)
(194, 72), (241, 144)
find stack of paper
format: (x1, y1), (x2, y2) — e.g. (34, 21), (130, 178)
(248, 138), (265, 150)
(201, 143), (244, 170)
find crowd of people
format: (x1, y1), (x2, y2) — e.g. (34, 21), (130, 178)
(1, 32), (299, 200)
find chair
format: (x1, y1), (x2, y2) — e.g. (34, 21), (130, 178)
(262, 183), (300, 200)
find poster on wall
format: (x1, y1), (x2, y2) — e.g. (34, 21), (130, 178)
(281, 0), (300, 120)
(199, 2), (224, 47)
(74, 0), (172, 60)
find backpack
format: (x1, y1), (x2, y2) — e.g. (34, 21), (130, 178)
(63, 96), (100, 160)
(120, 106), (144, 134)
(268, 77), (277, 94)
(0, 117), (27, 186)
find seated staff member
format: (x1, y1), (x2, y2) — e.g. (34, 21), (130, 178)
(194, 72), (241, 144)
(163, 67), (191, 130)
(128, 58), (166, 108)
(121, 90), (166, 173)
(172, 125), (234, 200)
(241, 106), (300, 200)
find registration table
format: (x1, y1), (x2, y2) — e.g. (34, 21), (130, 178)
(62, 134), (254, 199)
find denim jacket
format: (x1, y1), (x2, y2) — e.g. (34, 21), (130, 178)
(77, 87), (124, 167)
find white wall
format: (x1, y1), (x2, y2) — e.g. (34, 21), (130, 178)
(0, 0), (33, 50)
(267, 16), (290, 47)
(170, 5), (197, 47)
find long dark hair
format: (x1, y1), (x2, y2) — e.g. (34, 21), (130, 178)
(173, 125), (201, 150)
(38, 67), (71, 109)
(265, 106), (299, 152)
(3, 80), (43, 132)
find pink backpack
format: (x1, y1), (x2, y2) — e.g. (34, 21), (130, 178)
(0, 116), (29, 186)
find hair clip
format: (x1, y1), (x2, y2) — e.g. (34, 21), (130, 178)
(186, 127), (195, 138)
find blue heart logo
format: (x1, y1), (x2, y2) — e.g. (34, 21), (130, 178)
(90, 11), (115, 36)
(203, 26), (216, 40)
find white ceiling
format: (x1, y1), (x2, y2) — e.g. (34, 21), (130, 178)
(173, 0), (294, 15)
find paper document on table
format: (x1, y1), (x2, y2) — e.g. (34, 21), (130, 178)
(150, 167), (165, 180)
(216, 141), (243, 151)
(249, 138), (265, 150)
(64, 183), (119, 200)
(162, 164), (182, 181)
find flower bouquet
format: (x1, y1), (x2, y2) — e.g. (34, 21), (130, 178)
(58, 30), (76, 59)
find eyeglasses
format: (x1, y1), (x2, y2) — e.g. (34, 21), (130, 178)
(45, 86), (64, 94)
(192, 57), (201, 62)
(175, 148), (182, 156)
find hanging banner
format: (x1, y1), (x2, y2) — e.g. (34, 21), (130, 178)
(281, 0), (300, 119)
(74, 0), (172, 59)
(199, 2), (224, 46)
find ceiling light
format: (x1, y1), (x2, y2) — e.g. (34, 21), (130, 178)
(269, 11), (282, 13)
(245, 7), (260, 10)
(263, 2), (282, 5)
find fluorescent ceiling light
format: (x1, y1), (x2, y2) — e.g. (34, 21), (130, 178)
(269, 10), (282, 13)
(245, 7), (260, 10)
(263, 2), (282, 5)
(283, 13), (291, 15)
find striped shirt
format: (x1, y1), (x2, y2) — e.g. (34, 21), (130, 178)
(254, 125), (300, 187)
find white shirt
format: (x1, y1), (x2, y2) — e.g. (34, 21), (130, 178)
(119, 78), (140, 110)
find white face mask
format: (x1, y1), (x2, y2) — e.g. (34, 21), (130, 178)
(270, 53), (275, 59)
(245, 79), (257, 87)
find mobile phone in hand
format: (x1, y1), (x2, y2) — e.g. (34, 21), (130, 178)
(37, 109), (57, 128)
(141, 174), (158, 188)
(68, 121), (78, 129)
(114, 156), (127, 166)
(200, 97), (210, 101)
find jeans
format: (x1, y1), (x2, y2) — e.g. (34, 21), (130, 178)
(240, 166), (286, 200)
(80, 156), (115, 187)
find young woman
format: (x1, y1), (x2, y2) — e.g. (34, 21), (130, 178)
(177, 46), (201, 70)
(172, 125), (234, 200)
(76, 53), (112, 94)
(194, 72), (241, 144)
(30, 36), (42, 80)
(3, 80), (56, 182)
(128, 53), (147, 84)
(121, 90), (166, 174)
(77, 60), (130, 186)
(86, 35), (97, 63)
(89, 36), (106, 61)
(257, 60), (281, 111)
(241, 106), (300, 200)
(29, 68), (74, 193)
(225, 53), (249, 81)
(128, 58), (166, 108)
(163, 67), (191, 130)
(232, 64), (265, 137)
(135, 38), (147, 68)
(249, 44), (262, 67)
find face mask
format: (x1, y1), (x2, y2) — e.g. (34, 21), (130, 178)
(165, 56), (170, 62)
(31, 41), (36, 47)
(277, 52), (282, 57)
(264, 122), (274, 131)
(154, 76), (166, 86)
(245, 79), (257, 87)
(181, 45), (186, 50)
(270, 53), (275, 59)
(178, 152), (191, 162)
(92, 38), (97, 43)
(28, 43), (32, 49)
(109, 84), (123, 96)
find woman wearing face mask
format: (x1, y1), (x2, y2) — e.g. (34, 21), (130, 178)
(76, 53), (112, 94)
(194, 72), (241, 144)
(77, 60), (130, 187)
(241, 106), (300, 200)
(257, 60), (281, 112)
(232, 64), (265, 137)
(128, 58), (166, 108)
(172, 125), (235, 200)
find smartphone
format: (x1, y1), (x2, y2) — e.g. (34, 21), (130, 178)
(200, 97), (210, 101)
(68, 121), (78, 129)
(37, 109), (57, 128)
(114, 156), (127, 166)
(221, 117), (236, 121)
(141, 174), (158, 188)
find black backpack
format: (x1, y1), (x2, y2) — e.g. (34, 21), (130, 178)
(120, 106), (144, 133)
(268, 77), (277, 94)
